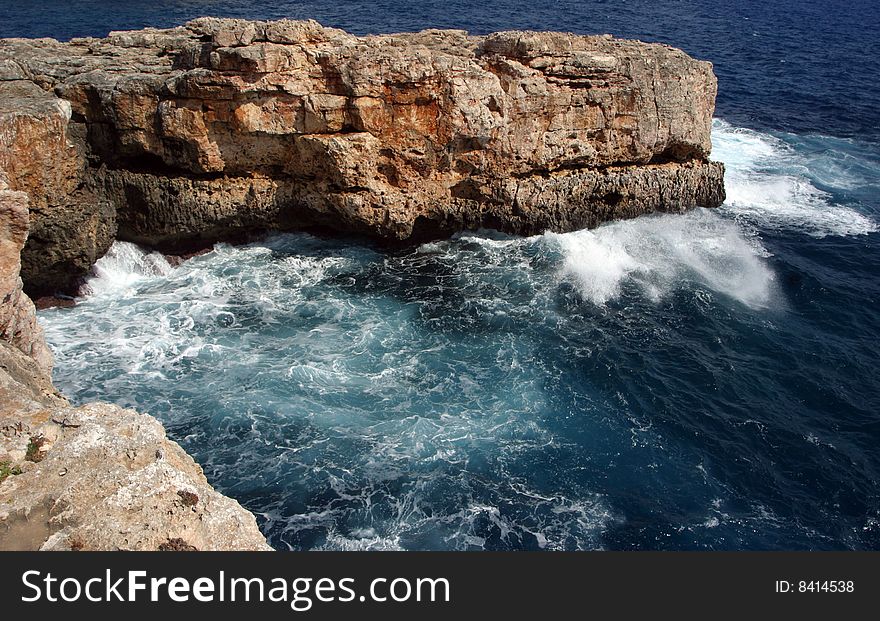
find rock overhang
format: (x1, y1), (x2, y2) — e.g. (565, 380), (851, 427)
(0, 17), (724, 296)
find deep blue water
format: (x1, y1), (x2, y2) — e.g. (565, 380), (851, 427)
(13, 2), (880, 549)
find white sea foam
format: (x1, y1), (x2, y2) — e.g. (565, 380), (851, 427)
(546, 209), (775, 308)
(82, 241), (173, 297)
(319, 532), (404, 551)
(40, 224), (772, 549)
(712, 118), (878, 237)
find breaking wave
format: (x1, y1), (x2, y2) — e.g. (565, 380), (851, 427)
(548, 210), (774, 308)
(712, 118), (878, 238)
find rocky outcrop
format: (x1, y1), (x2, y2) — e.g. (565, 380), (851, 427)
(0, 165), (269, 551)
(0, 176), (53, 374)
(0, 403), (271, 551)
(0, 18), (724, 295)
(0, 82), (113, 295)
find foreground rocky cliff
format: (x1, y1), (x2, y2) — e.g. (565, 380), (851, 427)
(0, 18), (723, 296)
(0, 179), (270, 550)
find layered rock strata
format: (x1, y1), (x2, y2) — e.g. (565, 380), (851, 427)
(0, 18), (724, 295)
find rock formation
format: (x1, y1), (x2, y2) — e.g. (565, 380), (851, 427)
(0, 18), (724, 296)
(0, 402), (272, 551)
(0, 19), (724, 550)
(0, 170), (269, 551)
(0, 176), (53, 371)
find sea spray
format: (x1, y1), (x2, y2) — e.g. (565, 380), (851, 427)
(547, 209), (775, 308)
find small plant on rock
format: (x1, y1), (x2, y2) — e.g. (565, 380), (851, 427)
(0, 461), (23, 483)
(25, 436), (47, 463)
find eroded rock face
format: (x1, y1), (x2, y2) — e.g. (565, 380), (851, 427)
(0, 82), (114, 295)
(0, 176), (53, 373)
(0, 162), (269, 551)
(0, 18), (724, 294)
(0, 403), (271, 551)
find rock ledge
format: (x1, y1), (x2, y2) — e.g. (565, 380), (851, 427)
(0, 18), (723, 295)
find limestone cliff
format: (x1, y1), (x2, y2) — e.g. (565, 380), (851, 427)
(0, 402), (273, 551)
(0, 179), (270, 551)
(0, 18), (724, 296)
(0, 176), (53, 372)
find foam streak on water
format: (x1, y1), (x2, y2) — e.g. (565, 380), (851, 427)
(712, 119), (879, 237)
(39, 120), (880, 550)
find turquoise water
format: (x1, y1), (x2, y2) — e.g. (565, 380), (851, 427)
(39, 120), (880, 549)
